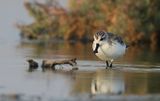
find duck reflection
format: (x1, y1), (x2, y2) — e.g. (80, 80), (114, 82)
(91, 70), (124, 95)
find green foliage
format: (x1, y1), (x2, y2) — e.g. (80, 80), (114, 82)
(24, 2), (49, 21)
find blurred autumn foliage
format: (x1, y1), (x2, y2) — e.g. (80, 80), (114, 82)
(17, 0), (160, 47)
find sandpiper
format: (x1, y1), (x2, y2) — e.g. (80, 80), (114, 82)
(92, 30), (127, 68)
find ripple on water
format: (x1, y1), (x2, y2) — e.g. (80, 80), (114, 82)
(77, 60), (160, 73)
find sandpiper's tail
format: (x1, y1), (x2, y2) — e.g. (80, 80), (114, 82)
(126, 41), (141, 48)
(126, 45), (129, 48)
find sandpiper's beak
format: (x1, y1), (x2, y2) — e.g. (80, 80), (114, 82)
(93, 43), (100, 54)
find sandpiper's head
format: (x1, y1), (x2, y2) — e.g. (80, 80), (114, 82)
(93, 30), (107, 42)
(93, 30), (107, 54)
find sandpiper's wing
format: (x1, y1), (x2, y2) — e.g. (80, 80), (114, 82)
(107, 32), (124, 45)
(113, 35), (124, 45)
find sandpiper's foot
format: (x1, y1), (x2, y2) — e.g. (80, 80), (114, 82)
(106, 61), (109, 69)
(105, 60), (114, 69)
(109, 63), (112, 68)
(109, 59), (114, 68)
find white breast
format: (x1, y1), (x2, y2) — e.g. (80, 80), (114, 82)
(93, 41), (126, 61)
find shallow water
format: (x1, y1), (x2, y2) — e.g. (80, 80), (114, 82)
(0, 0), (160, 101)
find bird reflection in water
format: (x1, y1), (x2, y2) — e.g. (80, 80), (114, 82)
(91, 70), (125, 95)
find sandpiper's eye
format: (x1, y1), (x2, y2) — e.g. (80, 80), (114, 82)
(100, 37), (105, 41)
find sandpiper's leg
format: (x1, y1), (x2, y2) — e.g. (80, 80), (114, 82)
(106, 61), (109, 69)
(109, 59), (114, 68)
(109, 63), (112, 68)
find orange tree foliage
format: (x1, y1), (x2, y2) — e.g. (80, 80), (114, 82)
(18, 0), (160, 45)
